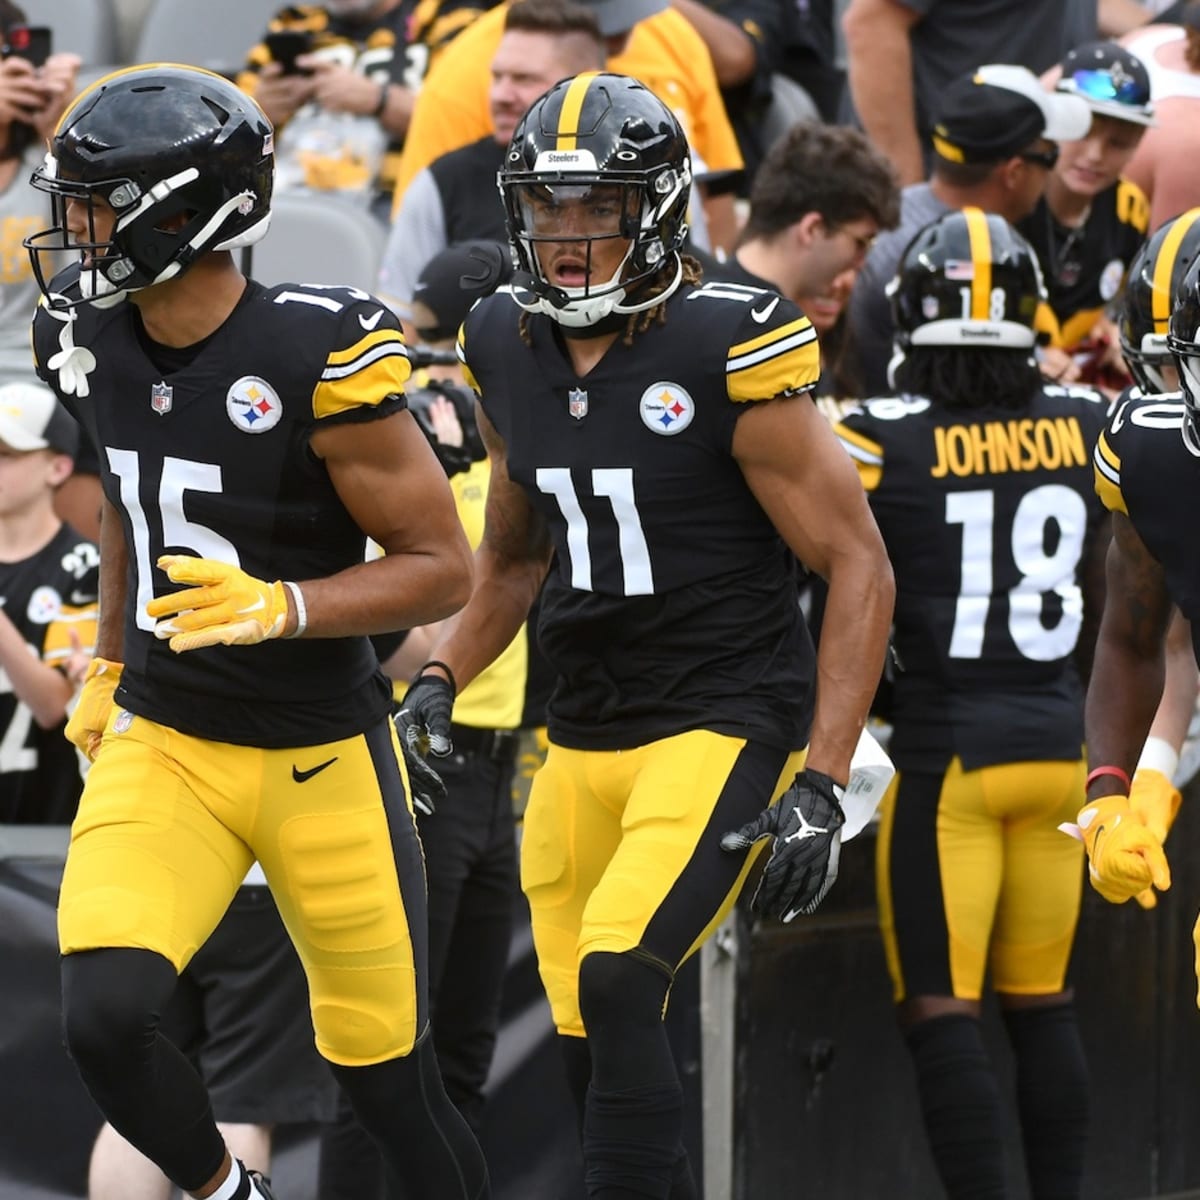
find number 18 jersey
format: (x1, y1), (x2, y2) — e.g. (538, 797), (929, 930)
(834, 386), (1108, 771)
(459, 281), (821, 753)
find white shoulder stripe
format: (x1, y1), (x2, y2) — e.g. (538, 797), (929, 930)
(837, 437), (883, 467)
(321, 342), (408, 382)
(1093, 442), (1121, 486)
(726, 326), (818, 373)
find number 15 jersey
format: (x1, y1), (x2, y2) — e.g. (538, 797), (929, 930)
(459, 280), (821, 753)
(33, 269), (410, 748)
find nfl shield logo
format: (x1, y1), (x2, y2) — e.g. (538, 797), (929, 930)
(150, 381), (173, 416)
(568, 387), (588, 420)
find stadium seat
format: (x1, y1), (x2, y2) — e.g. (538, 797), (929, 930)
(133, 0), (281, 76)
(245, 191), (387, 294)
(759, 73), (822, 154)
(19, 0), (119, 67)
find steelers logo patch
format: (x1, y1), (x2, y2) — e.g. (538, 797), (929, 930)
(639, 382), (695, 436)
(27, 585), (61, 625)
(1099, 258), (1125, 303)
(227, 376), (283, 434)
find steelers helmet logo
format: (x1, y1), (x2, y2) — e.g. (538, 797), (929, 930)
(639, 381), (695, 436)
(227, 376), (283, 434)
(27, 585), (61, 625)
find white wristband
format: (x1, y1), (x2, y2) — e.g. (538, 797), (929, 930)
(1136, 735), (1179, 782)
(283, 580), (307, 638)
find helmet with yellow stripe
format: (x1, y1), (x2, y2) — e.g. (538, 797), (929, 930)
(25, 64), (274, 310)
(498, 71), (691, 329)
(1165, 249), (1200, 453)
(1121, 209), (1200, 395)
(889, 207), (1045, 353)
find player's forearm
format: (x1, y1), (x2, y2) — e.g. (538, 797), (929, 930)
(1085, 629), (1166, 794)
(428, 549), (546, 692)
(804, 554), (895, 784)
(95, 500), (126, 663)
(0, 615), (71, 728)
(295, 545), (473, 638)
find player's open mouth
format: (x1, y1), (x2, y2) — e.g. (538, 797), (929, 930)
(552, 263), (589, 287)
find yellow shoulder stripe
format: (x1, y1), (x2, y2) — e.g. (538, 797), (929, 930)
(314, 330), (411, 420)
(1092, 433), (1126, 515)
(728, 316), (814, 363)
(834, 423), (884, 492)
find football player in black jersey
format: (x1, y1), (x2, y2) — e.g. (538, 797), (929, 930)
(398, 72), (894, 1198)
(1083, 235), (1200, 979)
(835, 209), (1110, 1200)
(25, 66), (487, 1200)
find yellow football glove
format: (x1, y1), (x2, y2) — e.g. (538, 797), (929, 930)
(146, 556), (293, 653)
(1129, 769), (1183, 909)
(1193, 910), (1200, 1007)
(1077, 794), (1172, 904)
(65, 657), (122, 761)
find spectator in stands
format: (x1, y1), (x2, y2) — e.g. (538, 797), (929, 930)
(1122, 1), (1200, 228)
(401, 73), (893, 1199)
(669, 0), (791, 187)
(841, 0), (1097, 186)
(392, 0), (745, 253)
(324, 240), (523, 1198)
(29, 65), (484, 1200)
(239, 0), (487, 220)
(835, 209), (1109, 1200)
(1019, 41), (1153, 386)
(378, 0), (606, 330)
(847, 65), (1091, 398)
(702, 122), (897, 309)
(0, 382), (96, 825)
(0, 1), (79, 386)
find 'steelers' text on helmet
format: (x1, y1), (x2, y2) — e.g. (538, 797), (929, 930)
(499, 71), (691, 329)
(1120, 208), (1200, 395)
(889, 207), (1046, 355)
(26, 64), (274, 310)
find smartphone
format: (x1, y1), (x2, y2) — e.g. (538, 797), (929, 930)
(264, 29), (314, 76)
(3, 25), (51, 69)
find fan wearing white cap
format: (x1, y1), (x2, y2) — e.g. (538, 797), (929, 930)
(0, 379), (98, 826)
(1018, 41), (1155, 387)
(848, 64), (1092, 397)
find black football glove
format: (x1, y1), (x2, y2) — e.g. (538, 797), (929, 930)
(395, 671), (456, 816)
(720, 768), (846, 922)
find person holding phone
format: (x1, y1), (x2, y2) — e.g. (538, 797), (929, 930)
(239, 0), (488, 220)
(0, 2), (77, 387)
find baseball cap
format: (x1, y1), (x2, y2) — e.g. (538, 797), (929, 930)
(1056, 41), (1155, 127)
(581, 0), (665, 36)
(412, 241), (515, 342)
(0, 381), (79, 457)
(932, 64), (1093, 164)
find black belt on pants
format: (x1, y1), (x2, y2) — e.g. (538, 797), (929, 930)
(450, 723), (520, 761)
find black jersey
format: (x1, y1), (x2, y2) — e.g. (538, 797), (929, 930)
(1020, 178), (1149, 349)
(835, 386), (1109, 771)
(459, 279), (822, 752)
(0, 523), (97, 822)
(1094, 391), (1200, 664)
(33, 270), (410, 748)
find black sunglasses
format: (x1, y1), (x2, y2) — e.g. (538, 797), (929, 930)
(1019, 145), (1059, 170)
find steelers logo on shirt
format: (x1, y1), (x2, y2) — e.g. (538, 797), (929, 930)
(27, 585), (61, 625)
(227, 376), (283, 434)
(639, 381), (695, 436)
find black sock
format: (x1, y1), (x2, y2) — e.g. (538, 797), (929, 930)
(905, 1013), (1006, 1200)
(1003, 1003), (1089, 1199)
(585, 1082), (683, 1199)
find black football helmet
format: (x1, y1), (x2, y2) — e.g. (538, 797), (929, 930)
(1120, 208), (1200, 394)
(26, 64), (274, 309)
(498, 71), (691, 329)
(890, 208), (1045, 357)
(1165, 251), (1200, 455)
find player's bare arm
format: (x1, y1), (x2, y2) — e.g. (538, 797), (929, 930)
(424, 403), (552, 691)
(732, 392), (895, 783)
(1084, 510), (1174, 795)
(95, 494), (128, 663)
(1075, 512), (1113, 685)
(301, 408), (474, 637)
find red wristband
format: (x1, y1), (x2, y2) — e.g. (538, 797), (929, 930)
(1085, 765), (1132, 793)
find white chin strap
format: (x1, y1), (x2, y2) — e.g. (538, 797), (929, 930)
(521, 251), (684, 329)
